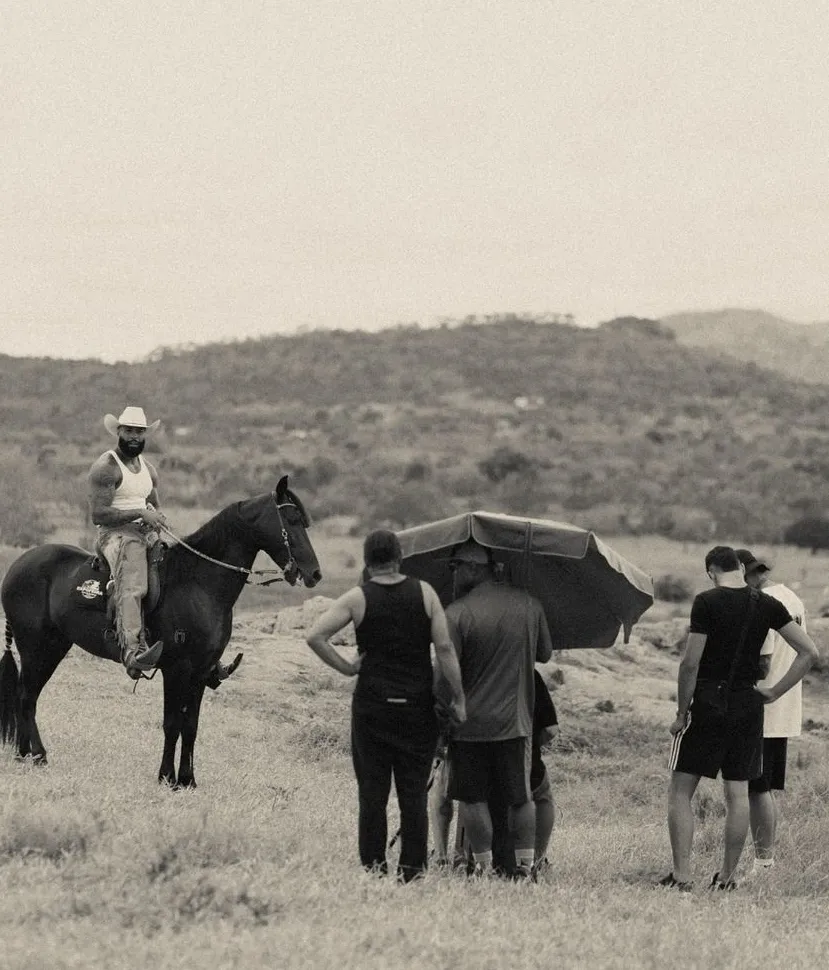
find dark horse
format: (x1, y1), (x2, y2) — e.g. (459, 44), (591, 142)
(0, 476), (321, 788)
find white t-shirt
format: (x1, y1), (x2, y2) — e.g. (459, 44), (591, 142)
(757, 583), (805, 738)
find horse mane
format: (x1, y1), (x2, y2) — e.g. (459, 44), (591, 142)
(179, 503), (242, 551)
(169, 486), (309, 562)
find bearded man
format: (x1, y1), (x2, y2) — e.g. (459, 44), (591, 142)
(88, 406), (168, 678)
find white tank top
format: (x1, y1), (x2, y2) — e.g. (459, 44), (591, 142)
(107, 450), (153, 511)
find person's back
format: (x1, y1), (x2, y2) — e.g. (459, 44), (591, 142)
(355, 576), (433, 704)
(663, 545), (817, 893)
(305, 528), (465, 883)
(692, 585), (790, 689)
(447, 581), (550, 741)
(442, 540), (553, 877)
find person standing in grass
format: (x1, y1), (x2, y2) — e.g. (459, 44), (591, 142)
(736, 548), (807, 875)
(486, 668), (559, 877)
(662, 545), (817, 892)
(527, 669), (559, 873)
(306, 529), (466, 883)
(441, 539), (553, 879)
(429, 667), (559, 877)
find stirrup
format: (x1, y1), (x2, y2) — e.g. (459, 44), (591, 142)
(123, 639), (164, 676)
(205, 652), (244, 690)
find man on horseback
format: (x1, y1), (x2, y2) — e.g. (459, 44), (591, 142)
(88, 405), (167, 679)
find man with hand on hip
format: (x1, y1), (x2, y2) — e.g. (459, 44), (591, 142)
(736, 548), (807, 875)
(662, 546), (817, 892)
(306, 529), (465, 883)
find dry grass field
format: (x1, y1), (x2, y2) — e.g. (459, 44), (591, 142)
(2, 520), (829, 969)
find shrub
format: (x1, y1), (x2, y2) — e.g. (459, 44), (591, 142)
(479, 446), (536, 484)
(0, 462), (51, 545)
(599, 316), (676, 341)
(654, 574), (694, 602)
(402, 459), (431, 483)
(783, 516), (829, 552)
(367, 482), (450, 530)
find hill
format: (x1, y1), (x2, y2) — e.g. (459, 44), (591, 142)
(661, 308), (829, 384)
(3, 315), (829, 544)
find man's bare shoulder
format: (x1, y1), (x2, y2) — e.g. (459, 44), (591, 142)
(88, 452), (120, 486)
(339, 585), (367, 609)
(143, 457), (160, 484)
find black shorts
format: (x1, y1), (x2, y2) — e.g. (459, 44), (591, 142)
(669, 689), (763, 782)
(748, 737), (789, 793)
(447, 737), (532, 806)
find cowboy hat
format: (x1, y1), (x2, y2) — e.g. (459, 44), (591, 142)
(104, 406), (161, 437)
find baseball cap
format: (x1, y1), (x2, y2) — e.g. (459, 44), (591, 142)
(734, 548), (771, 575)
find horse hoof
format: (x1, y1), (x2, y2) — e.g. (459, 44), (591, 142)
(15, 752), (48, 766)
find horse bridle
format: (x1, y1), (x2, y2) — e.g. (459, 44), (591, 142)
(158, 490), (304, 586)
(272, 493), (300, 582)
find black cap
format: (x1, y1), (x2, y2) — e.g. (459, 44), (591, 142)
(735, 548), (771, 575)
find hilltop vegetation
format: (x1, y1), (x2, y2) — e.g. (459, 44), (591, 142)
(664, 308), (829, 385)
(3, 315), (829, 544)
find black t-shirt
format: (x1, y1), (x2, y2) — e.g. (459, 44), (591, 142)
(689, 585), (793, 688)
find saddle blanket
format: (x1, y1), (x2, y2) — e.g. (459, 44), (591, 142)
(72, 559), (109, 611)
(71, 545), (167, 613)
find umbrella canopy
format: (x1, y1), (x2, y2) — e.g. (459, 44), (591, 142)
(396, 511), (654, 651)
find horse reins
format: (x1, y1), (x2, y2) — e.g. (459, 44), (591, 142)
(157, 492), (299, 586)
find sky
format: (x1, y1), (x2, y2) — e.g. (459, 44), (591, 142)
(3, 1), (829, 362)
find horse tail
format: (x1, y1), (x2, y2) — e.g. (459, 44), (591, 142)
(0, 622), (20, 744)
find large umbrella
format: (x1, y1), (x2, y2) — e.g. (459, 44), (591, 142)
(396, 510), (654, 651)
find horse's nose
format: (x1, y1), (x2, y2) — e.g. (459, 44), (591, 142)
(307, 569), (322, 588)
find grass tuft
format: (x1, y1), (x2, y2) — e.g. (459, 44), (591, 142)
(0, 802), (101, 861)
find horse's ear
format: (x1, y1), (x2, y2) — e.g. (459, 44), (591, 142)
(276, 475), (289, 499)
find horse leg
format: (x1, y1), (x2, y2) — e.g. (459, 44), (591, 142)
(176, 683), (206, 790)
(16, 632), (71, 764)
(159, 660), (191, 787)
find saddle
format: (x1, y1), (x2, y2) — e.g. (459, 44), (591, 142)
(71, 541), (167, 617)
(71, 541), (242, 689)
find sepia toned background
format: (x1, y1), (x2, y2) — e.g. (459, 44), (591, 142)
(4, 4), (829, 968)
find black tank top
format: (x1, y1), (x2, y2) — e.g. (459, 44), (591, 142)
(355, 576), (433, 702)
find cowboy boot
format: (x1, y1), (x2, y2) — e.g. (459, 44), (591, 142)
(122, 635), (164, 679)
(205, 652), (244, 690)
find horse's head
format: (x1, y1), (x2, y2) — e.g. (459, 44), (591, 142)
(238, 476), (322, 588)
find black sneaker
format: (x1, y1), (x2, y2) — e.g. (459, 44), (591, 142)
(709, 871), (737, 891)
(657, 872), (693, 893)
